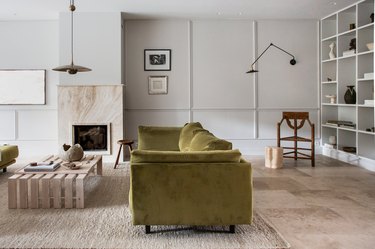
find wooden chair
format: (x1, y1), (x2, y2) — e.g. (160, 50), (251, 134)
(277, 112), (315, 167)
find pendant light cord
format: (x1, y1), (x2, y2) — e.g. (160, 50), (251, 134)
(70, 0), (74, 65)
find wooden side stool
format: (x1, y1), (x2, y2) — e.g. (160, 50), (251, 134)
(113, 139), (134, 169)
(265, 146), (283, 169)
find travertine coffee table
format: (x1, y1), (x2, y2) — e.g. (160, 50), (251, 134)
(8, 155), (102, 209)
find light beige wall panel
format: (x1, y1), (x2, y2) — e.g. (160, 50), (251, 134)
(0, 111), (16, 140)
(257, 20), (318, 109)
(192, 20), (254, 109)
(18, 110), (57, 140)
(125, 20), (190, 109)
(192, 110), (254, 139)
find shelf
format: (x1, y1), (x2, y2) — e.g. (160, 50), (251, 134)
(358, 130), (375, 135)
(338, 29), (356, 37)
(357, 50), (374, 56)
(358, 78), (374, 81)
(322, 124), (338, 129)
(322, 58), (337, 63)
(321, 0), (374, 165)
(357, 22), (374, 30)
(338, 127), (356, 132)
(337, 54), (356, 60)
(321, 35), (337, 42)
(358, 104), (374, 108)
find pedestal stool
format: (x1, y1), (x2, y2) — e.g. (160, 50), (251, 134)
(265, 146), (283, 169)
(114, 139), (134, 169)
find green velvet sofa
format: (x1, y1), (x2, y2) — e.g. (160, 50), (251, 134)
(0, 145), (19, 172)
(129, 123), (252, 233)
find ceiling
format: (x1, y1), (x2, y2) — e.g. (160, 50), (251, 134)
(0, 0), (358, 21)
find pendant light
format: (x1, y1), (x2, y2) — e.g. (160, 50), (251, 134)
(53, 0), (91, 74)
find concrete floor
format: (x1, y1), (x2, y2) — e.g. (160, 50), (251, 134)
(248, 155), (375, 249)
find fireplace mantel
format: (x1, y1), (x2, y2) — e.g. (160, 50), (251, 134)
(58, 85), (124, 161)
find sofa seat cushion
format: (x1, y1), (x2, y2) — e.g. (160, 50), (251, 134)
(189, 130), (232, 151)
(0, 145), (19, 167)
(131, 149), (242, 163)
(138, 126), (182, 151)
(179, 122), (203, 151)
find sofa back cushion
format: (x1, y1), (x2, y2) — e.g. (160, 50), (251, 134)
(189, 130), (232, 151)
(178, 122), (203, 151)
(131, 149), (242, 163)
(138, 126), (182, 151)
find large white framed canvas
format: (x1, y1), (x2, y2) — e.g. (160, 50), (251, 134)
(0, 70), (46, 105)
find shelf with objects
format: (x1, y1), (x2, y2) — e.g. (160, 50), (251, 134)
(320, 0), (375, 167)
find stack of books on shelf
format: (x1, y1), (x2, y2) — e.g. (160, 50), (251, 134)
(24, 161), (61, 172)
(325, 120), (356, 129)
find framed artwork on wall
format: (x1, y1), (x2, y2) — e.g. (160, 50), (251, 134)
(144, 49), (171, 71)
(0, 69), (46, 105)
(148, 76), (168, 95)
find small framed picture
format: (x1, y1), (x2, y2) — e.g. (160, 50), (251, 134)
(148, 76), (168, 95)
(144, 49), (171, 71)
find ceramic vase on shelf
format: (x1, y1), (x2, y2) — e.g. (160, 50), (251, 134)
(329, 42), (336, 59)
(328, 136), (337, 145)
(344, 85), (356, 104)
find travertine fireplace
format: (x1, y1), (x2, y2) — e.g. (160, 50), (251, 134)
(58, 85), (124, 161)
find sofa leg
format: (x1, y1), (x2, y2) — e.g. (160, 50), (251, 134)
(2, 168), (6, 173)
(145, 225), (151, 234)
(229, 225), (235, 233)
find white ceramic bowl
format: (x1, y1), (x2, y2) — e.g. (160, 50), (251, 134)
(367, 43), (374, 51)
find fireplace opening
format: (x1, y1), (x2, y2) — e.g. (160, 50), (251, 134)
(72, 124), (110, 153)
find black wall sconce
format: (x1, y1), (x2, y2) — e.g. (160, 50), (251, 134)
(246, 43), (296, 73)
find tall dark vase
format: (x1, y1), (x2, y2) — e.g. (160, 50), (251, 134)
(344, 85), (356, 104)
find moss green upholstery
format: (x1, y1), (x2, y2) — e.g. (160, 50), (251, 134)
(131, 149), (242, 163)
(130, 162), (252, 225)
(179, 122), (203, 151)
(0, 145), (19, 172)
(130, 124), (253, 227)
(137, 126), (182, 151)
(189, 130), (232, 151)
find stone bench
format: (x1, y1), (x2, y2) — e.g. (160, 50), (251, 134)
(0, 145), (19, 172)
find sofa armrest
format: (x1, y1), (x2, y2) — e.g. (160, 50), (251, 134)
(129, 161), (252, 225)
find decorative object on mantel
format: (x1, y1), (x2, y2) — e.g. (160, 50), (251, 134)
(364, 99), (374, 106)
(327, 77), (332, 82)
(344, 85), (356, 104)
(325, 94), (336, 104)
(329, 42), (336, 59)
(144, 49), (171, 71)
(60, 144), (84, 162)
(246, 43), (296, 73)
(371, 13), (374, 23)
(349, 23), (356, 30)
(366, 42), (374, 51)
(366, 127), (375, 132)
(52, 0), (91, 74)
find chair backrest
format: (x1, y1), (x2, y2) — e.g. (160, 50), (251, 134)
(279, 112), (314, 130)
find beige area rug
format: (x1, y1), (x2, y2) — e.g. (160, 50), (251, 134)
(0, 164), (289, 249)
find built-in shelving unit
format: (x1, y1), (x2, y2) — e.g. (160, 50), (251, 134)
(321, 0), (375, 167)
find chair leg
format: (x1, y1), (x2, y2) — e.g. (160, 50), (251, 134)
(229, 225), (235, 233)
(145, 225), (151, 234)
(113, 144), (123, 169)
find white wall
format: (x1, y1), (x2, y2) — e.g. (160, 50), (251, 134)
(0, 21), (59, 160)
(59, 12), (123, 85)
(125, 19), (319, 154)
